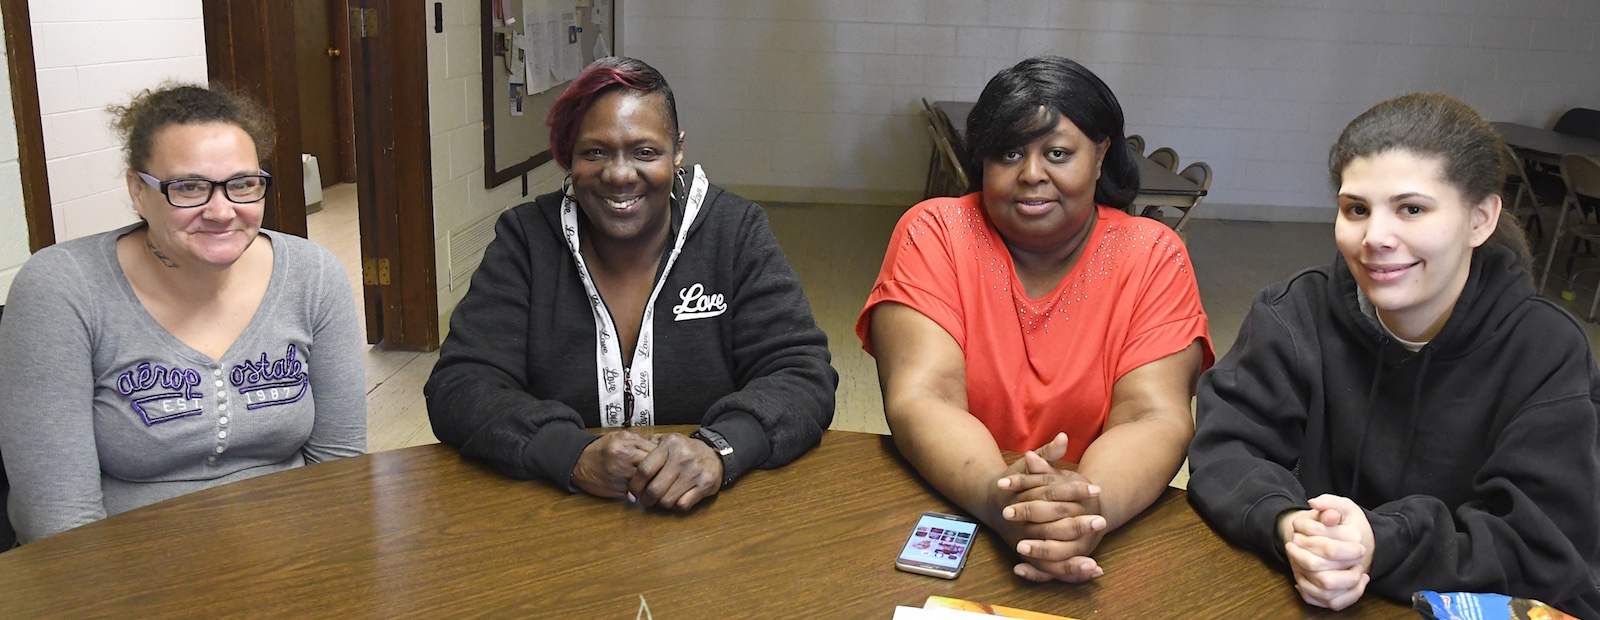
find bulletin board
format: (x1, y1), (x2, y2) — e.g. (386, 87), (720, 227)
(480, 0), (616, 189)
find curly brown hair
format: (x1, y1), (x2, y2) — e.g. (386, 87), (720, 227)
(108, 83), (276, 172)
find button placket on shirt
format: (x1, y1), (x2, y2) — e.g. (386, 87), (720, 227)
(208, 366), (231, 464)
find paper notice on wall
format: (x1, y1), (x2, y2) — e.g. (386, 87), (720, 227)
(559, 12), (582, 80)
(593, 32), (611, 59)
(544, 9), (563, 88)
(522, 0), (556, 93)
(509, 33), (527, 85)
(525, 26), (551, 93)
(591, 0), (610, 26)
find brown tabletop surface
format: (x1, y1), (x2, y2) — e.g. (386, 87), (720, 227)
(1493, 121), (1600, 161)
(933, 100), (1206, 202)
(0, 429), (1411, 618)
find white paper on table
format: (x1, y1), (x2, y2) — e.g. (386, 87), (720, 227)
(593, 32), (611, 59)
(591, 0), (610, 26)
(559, 12), (582, 80)
(508, 33), (527, 85)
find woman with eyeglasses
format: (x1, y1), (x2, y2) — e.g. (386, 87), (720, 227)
(0, 84), (365, 544)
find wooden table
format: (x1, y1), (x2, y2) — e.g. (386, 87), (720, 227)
(1494, 121), (1600, 165)
(933, 101), (1207, 209)
(0, 430), (1410, 618)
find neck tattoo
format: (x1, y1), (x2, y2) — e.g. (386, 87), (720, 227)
(146, 237), (180, 269)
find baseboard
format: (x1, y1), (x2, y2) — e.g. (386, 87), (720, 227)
(721, 184), (923, 208)
(1188, 203), (1336, 223)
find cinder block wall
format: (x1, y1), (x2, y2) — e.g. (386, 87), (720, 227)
(623, 0), (1600, 218)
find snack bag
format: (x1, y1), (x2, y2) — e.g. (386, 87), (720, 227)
(1412, 591), (1577, 620)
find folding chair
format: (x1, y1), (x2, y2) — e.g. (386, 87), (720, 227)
(1536, 154), (1600, 321)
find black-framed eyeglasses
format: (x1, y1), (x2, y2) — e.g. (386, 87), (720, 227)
(136, 170), (273, 208)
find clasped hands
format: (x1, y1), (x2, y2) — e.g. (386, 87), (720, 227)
(570, 430), (723, 511)
(991, 432), (1107, 583)
(1277, 494), (1375, 611)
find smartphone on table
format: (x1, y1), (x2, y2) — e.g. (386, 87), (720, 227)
(894, 511), (979, 579)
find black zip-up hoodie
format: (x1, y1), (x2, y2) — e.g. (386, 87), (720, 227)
(1189, 245), (1600, 618)
(425, 176), (837, 492)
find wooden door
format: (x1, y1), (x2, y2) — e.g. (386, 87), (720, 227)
(293, 0), (340, 188)
(203, 0), (308, 237)
(205, 0), (437, 350)
(347, 0), (440, 350)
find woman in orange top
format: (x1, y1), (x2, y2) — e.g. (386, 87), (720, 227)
(857, 56), (1213, 583)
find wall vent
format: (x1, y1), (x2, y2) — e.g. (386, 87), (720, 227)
(448, 213), (500, 292)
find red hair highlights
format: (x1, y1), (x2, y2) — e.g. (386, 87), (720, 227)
(545, 57), (678, 170)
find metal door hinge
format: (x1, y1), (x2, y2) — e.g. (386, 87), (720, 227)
(363, 258), (391, 286)
(351, 8), (379, 39)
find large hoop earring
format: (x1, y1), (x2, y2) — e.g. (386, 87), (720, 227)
(670, 167), (685, 204)
(562, 174), (575, 200)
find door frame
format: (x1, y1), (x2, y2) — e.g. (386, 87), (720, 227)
(2, 0), (54, 252)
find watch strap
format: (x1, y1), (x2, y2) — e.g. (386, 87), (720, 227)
(690, 427), (738, 489)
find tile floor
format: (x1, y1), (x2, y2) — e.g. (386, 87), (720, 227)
(309, 188), (1600, 479)
(306, 184), (441, 452)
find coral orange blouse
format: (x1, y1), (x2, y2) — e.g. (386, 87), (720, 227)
(857, 194), (1214, 462)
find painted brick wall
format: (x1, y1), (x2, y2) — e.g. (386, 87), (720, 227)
(30, 0), (208, 241)
(427, 0), (566, 330)
(622, 0), (1600, 218)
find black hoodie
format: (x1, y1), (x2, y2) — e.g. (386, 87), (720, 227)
(425, 175), (837, 492)
(1189, 245), (1600, 618)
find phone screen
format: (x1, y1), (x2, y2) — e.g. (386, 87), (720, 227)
(897, 513), (978, 571)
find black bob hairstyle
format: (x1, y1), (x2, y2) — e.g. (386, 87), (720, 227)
(962, 55), (1139, 210)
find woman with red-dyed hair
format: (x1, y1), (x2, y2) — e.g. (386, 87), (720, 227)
(426, 57), (836, 511)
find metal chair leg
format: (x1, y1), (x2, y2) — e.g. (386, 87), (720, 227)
(1590, 279), (1600, 321)
(1172, 206), (1197, 233)
(1538, 197), (1573, 295)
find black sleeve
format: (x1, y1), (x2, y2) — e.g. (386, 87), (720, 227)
(1188, 285), (1314, 569)
(699, 203), (838, 482)
(424, 207), (597, 492)
(1363, 347), (1600, 612)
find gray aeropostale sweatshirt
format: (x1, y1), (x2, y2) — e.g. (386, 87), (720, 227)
(0, 223), (366, 544)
